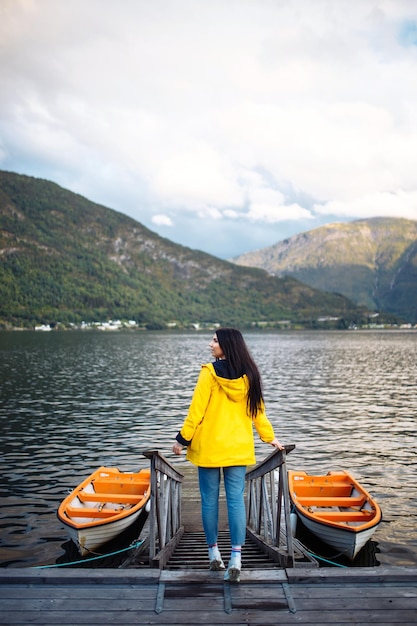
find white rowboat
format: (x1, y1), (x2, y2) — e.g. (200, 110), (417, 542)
(57, 466), (151, 556)
(288, 469), (382, 561)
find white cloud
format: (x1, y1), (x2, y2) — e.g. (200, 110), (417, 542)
(152, 214), (173, 227)
(244, 180), (313, 223)
(0, 0), (417, 257)
(249, 202), (314, 223)
(315, 189), (417, 220)
(148, 144), (243, 210)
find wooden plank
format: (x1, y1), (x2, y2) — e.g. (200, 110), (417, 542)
(1, 597), (161, 612)
(0, 611), (266, 625)
(0, 568), (161, 585)
(290, 584), (417, 599)
(1, 567), (417, 625)
(64, 505), (128, 518)
(286, 565), (417, 584)
(0, 587), (158, 600)
(160, 569), (287, 583)
(3, 565), (416, 586)
(311, 510), (374, 521)
(78, 491), (143, 504)
(217, 581), (292, 614)
(2, 607), (417, 625)
(296, 496), (366, 507)
(7, 580), (415, 603)
(225, 584), (288, 599)
(292, 595), (417, 611)
(163, 588), (225, 612)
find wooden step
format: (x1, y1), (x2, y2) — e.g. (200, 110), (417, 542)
(165, 531), (281, 570)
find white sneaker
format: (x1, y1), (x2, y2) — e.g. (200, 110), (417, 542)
(224, 555), (241, 582)
(224, 565), (241, 582)
(208, 547), (225, 571)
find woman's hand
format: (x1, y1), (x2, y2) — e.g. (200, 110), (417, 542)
(172, 442), (184, 455)
(270, 438), (285, 450)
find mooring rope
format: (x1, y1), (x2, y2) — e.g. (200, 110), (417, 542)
(290, 506), (349, 568)
(305, 548), (348, 568)
(31, 539), (145, 569)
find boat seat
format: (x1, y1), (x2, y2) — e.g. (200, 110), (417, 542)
(65, 505), (128, 519)
(294, 485), (354, 497)
(297, 496), (366, 507)
(78, 491), (144, 504)
(92, 480), (149, 495)
(95, 469), (151, 480)
(315, 510), (375, 522)
(93, 472), (150, 486)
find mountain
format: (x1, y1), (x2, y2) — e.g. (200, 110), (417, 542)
(233, 218), (417, 323)
(0, 171), (371, 330)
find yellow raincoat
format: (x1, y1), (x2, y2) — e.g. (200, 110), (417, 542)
(177, 362), (275, 467)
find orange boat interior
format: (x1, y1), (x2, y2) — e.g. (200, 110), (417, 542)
(61, 468), (151, 523)
(289, 471), (380, 526)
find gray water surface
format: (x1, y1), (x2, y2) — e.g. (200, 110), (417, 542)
(0, 330), (416, 567)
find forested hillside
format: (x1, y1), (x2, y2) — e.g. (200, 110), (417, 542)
(0, 171), (366, 329)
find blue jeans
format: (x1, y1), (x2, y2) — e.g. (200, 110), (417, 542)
(198, 466), (247, 546)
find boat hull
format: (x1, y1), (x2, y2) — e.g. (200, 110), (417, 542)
(57, 466), (151, 557)
(62, 507), (147, 556)
(293, 506), (379, 560)
(288, 470), (382, 561)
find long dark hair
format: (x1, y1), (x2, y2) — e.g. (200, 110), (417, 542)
(215, 327), (263, 418)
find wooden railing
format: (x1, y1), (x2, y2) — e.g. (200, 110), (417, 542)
(245, 444), (296, 567)
(142, 450), (184, 568)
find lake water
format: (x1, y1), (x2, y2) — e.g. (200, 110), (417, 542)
(0, 330), (416, 568)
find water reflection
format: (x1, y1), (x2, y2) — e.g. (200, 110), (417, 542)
(0, 330), (416, 567)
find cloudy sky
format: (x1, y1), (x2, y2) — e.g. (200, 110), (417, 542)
(1, 0), (416, 258)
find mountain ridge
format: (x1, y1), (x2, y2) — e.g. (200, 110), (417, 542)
(233, 217), (417, 323)
(0, 170), (366, 329)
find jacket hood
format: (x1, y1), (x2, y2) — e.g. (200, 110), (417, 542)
(205, 361), (248, 403)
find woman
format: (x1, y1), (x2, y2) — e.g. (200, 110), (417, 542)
(172, 327), (284, 582)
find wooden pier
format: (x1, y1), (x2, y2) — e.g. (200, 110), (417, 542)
(2, 565), (417, 624)
(1, 448), (417, 625)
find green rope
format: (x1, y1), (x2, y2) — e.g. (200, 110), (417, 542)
(31, 539), (145, 569)
(290, 507), (348, 568)
(306, 548), (348, 568)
